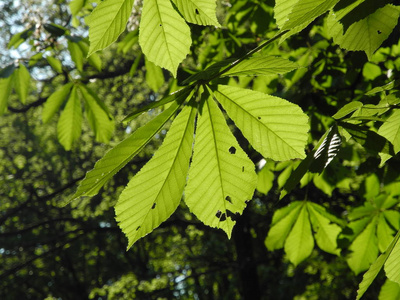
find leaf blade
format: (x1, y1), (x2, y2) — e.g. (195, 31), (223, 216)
(116, 104), (196, 248)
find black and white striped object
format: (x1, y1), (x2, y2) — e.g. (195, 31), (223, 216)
(310, 125), (342, 173)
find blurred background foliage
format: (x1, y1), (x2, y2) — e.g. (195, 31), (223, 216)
(1, 0), (400, 299)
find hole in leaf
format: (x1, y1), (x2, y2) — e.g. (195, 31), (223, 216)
(377, 30), (382, 34)
(242, 166), (244, 172)
(220, 213), (227, 222)
(216, 210), (222, 218)
(159, 24), (162, 26)
(258, 116), (261, 120)
(229, 146), (236, 154)
(227, 210), (240, 221)
(195, 8), (199, 14)
(225, 196), (232, 203)
(136, 226), (141, 231)
(151, 203), (156, 209)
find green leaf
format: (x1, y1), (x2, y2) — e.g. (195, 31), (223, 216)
(7, 26), (34, 49)
(69, 95), (186, 202)
(274, 0), (298, 28)
(256, 161), (274, 195)
(213, 85), (309, 161)
(172, 0), (220, 26)
(79, 84), (115, 143)
(347, 216), (379, 275)
(377, 214), (396, 253)
(69, 0), (85, 16)
(385, 234), (400, 285)
(327, 4), (400, 60)
(123, 87), (191, 123)
(185, 94), (257, 238)
(0, 76), (14, 116)
(281, 0), (339, 31)
(77, 40), (103, 71)
(378, 280), (400, 300)
(307, 202), (341, 255)
(115, 104), (196, 248)
(42, 83), (74, 124)
(139, 0), (191, 77)
(366, 79), (400, 95)
(43, 23), (67, 37)
(378, 110), (400, 154)
(265, 201), (303, 250)
(57, 86), (82, 151)
(332, 101), (363, 119)
(356, 231), (400, 300)
(145, 57), (164, 92)
(222, 56), (299, 77)
(86, 0), (135, 56)
(13, 63), (30, 104)
(46, 56), (63, 73)
(68, 40), (84, 72)
(284, 202), (314, 266)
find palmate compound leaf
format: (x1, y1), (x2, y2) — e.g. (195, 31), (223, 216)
(69, 91), (190, 203)
(212, 85), (309, 161)
(172, 0), (220, 26)
(115, 104), (197, 248)
(385, 232), (400, 285)
(266, 201), (341, 265)
(356, 230), (400, 300)
(57, 86), (82, 151)
(327, 4), (400, 60)
(222, 56), (299, 77)
(378, 110), (400, 155)
(0, 76), (14, 116)
(86, 0), (135, 56)
(378, 279), (400, 300)
(184, 93), (257, 238)
(139, 0), (191, 77)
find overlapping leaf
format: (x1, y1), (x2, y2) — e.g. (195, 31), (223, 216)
(222, 56), (299, 77)
(213, 85), (309, 161)
(57, 86), (82, 150)
(70, 94), (186, 202)
(42, 83), (73, 123)
(13, 63), (30, 104)
(115, 104), (196, 248)
(86, 0), (135, 56)
(185, 94), (257, 238)
(139, 0), (191, 76)
(173, 0), (220, 26)
(356, 231), (400, 300)
(378, 110), (400, 154)
(79, 84), (115, 143)
(327, 4), (400, 60)
(0, 76), (14, 116)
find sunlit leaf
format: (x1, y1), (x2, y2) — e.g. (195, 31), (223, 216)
(145, 57), (164, 92)
(265, 201), (303, 250)
(378, 110), (400, 154)
(356, 231), (400, 300)
(173, 0), (220, 26)
(378, 280), (400, 300)
(46, 56), (63, 73)
(223, 56), (299, 77)
(79, 84), (115, 143)
(42, 83), (74, 124)
(307, 202), (341, 255)
(347, 216), (379, 275)
(0, 76), (14, 115)
(185, 94), (257, 238)
(57, 86), (82, 150)
(213, 85), (309, 161)
(70, 95), (186, 202)
(139, 0), (191, 76)
(332, 101), (363, 119)
(13, 63), (30, 104)
(285, 202), (314, 266)
(385, 234), (400, 285)
(68, 40), (84, 72)
(327, 4), (400, 60)
(116, 104), (196, 248)
(86, 0), (135, 56)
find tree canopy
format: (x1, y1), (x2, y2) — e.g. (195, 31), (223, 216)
(1, 0), (400, 299)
